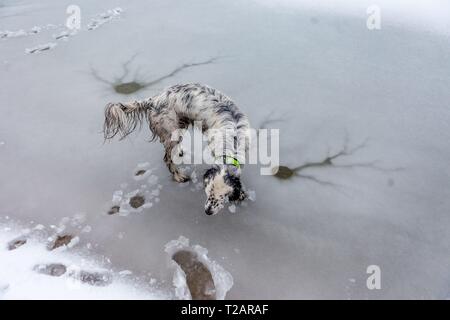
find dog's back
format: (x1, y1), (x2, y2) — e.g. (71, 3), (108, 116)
(147, 84), (250, 162)
(150, 83), (247, 131)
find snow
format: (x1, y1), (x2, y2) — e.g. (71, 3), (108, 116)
(0, 224), (169, 299)
(165, 236), (234, 300)
(86, 7), (123, 31)
(25, 42), (57, 54)
(0, 0), (449, 299)
(119, 270), (133, 276)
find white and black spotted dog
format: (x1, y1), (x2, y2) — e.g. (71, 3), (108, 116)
(103, 83), (250, 215)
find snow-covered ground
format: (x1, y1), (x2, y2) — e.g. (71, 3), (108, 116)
(1, 0), (449, 299)
(0, 222), (170, 299)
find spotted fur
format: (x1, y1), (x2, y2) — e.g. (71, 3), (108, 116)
(103, 83), (250, 215)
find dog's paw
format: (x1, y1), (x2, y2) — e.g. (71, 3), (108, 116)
(174, 172), (190, 183)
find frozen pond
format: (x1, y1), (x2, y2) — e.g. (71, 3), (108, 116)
(0, 0), (449, 299)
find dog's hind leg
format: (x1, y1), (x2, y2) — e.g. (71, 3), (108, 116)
(150, 109), (190, 183)
(163, 141), (190, 183)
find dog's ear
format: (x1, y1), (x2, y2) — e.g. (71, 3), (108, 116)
(229, 188), (247, 202)
(203, 165), (220, 186)
(204, 165), (220, 178)
(228, 177), (247, 202)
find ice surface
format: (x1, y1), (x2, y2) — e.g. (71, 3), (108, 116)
(253, 0), (450, 36)
(0, 0), (450, 299)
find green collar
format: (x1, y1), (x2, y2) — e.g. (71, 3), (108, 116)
(217, 155), (240, 169)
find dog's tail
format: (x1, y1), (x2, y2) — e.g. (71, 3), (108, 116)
(103, 100), (151, 141)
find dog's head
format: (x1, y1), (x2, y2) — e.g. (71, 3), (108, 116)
(203, 165), (247, 215)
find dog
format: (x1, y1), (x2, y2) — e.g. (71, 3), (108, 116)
(103, 83), (250, 215)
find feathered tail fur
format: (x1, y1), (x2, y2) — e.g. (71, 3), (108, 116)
(103, 100), (151, 140)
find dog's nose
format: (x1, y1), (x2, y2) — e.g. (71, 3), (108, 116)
(205, 207), (213, 215)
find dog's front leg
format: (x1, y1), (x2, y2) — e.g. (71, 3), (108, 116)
(164, 142), (190, 183)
